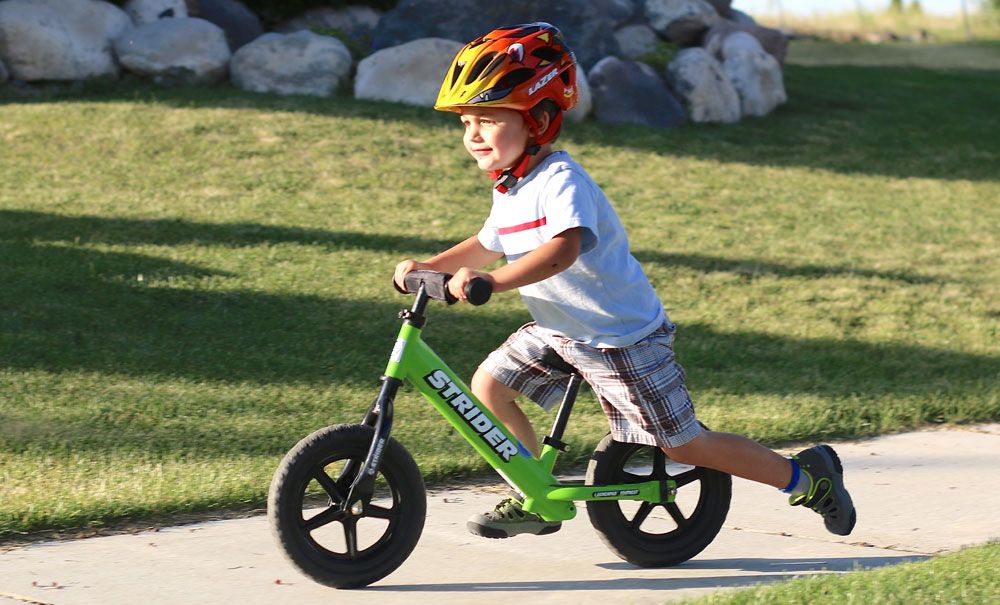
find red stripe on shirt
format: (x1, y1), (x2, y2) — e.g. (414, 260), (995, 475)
(498, 216), (547, 235)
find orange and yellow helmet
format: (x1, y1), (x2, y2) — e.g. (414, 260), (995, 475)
(435, 22), (578, 144)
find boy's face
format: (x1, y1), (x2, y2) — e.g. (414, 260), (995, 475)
(459, 107), (533, 173)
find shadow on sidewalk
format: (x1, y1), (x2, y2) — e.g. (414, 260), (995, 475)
(369, 554), (924, 593)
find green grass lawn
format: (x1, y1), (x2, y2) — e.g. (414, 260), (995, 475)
(687, 541), (1000, 604)
(1, 42), (998, 539)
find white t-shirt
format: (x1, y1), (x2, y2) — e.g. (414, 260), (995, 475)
(477, 151), (667, 348)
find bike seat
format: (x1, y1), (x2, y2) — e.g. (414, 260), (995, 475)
(539, 347), (579, 376)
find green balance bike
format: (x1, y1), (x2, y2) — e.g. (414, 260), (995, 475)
(268, 271), (732, 588)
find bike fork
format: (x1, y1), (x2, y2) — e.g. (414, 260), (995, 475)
(344, 376), (401, 509)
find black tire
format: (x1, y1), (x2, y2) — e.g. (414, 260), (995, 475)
(585, 433), (731, 567)
(268, 423), (426, 588)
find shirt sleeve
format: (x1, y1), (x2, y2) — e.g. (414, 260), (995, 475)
(477, 212), (503, 253)
(540, 168), (599, 254)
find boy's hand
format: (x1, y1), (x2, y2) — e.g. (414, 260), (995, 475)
(449, 267), (494, 302)
(394, 259), (431, 291)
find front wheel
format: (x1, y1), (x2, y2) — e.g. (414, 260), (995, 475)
(268, 423), (426, 588)
(586, 433), (731, 567)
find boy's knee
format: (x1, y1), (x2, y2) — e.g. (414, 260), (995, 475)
(471, 369), (519, 410)
(661, 432), (710, 466)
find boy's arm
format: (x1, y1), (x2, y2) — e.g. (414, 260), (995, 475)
(394, 234), (503, 290)
(449, 228), (582, 301)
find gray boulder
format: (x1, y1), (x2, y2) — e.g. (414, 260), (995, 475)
(354, 38), (464, 107)
(729, 9), (757, 27)
(114, 18), (231, 84)
(275, 6), (381, 41)
(371, 0), (631, 70)
(705, 0), (732, 18)
(666, 47), (739, 123)
(645, 0), (719, 45)
(614, 24), (660, 59)
(588, 56), (686, 128)
(193, 0), (263, 50)
(703, 19), (788, 64)
(125, 0), (188, 24)
(0, 0), (130, 81)
(231, 32), (352, 97)
(721, 32), (786, 117)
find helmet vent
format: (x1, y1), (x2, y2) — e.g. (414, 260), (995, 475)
(495, 68), (535, 91)
(531, 46), (562, 64)
(467, 52), (498, 84)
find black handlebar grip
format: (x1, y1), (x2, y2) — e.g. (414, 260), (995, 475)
(402, 270), (456, 303)
(464, 277), (493, 306)
(397, 271), (491, 305)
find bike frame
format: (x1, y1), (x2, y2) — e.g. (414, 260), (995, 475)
(348, 284), (676, 522)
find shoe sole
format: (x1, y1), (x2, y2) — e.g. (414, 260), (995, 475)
(816, 445), (857, 536)
(466, 521), (562, 539)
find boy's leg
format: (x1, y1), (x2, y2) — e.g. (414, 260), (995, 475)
(471, 369), (540, 458)
(466, 368), (562, 538)
(663, 431), (790, 488)
(664, 431), (856, 535)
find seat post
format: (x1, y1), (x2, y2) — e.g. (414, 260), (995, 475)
(544, 373), (582, 452)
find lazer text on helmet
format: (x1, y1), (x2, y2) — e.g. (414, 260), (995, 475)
(528, 68), (559, 96)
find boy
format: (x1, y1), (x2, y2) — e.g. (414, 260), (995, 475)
(394, 23), (855, 539)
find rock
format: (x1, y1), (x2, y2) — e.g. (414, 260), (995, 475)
(704, 0), (732, 18)
(114, 18), (231, 85)
(720, 33), (785, 117)
(665, 47), (739, 123)
(370, 0), (630, 70)
(274, 6), (381, 40)
(195, 0), (263, 50)
(588, 56), (686, 128)
(0, 0), (130, 81)
(703, 19), (788, 64)
(728, 8), (757, 27)
(565, 68), (592, 123)
(614, 24), (660, 59)
(0, 59), (8, 85)
(125, 0), (188, 25)
(644, 0), (719, 45)
(354, 38), (464, 107)
(231, 31), (351, 97)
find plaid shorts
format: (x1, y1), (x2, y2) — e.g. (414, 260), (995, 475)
(480, 322), (703, 448)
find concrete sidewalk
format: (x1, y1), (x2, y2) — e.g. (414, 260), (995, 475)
(2, 424), (999, 605)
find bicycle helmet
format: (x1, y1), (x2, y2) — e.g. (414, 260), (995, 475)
(435, 23), (578, 192)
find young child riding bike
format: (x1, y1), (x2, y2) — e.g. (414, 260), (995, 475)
(393, 23), (856, 539)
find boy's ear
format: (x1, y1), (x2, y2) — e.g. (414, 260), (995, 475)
(531, 110), (552, 137)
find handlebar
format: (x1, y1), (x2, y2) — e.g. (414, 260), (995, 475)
(395, 270), (493, 306)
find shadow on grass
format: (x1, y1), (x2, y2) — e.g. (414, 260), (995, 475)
(0, 209), (453, 256)
(3, 209), (945, 284)
(2, 211), (995, 397)
(2, 64), (997, 182)
(634, 250), (939, 285)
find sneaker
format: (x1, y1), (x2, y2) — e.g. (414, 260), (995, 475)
(790, 445), (857, 536)
(467, 493), (562, 539)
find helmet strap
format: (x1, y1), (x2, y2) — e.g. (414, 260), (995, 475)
(491, 144), (541, 194)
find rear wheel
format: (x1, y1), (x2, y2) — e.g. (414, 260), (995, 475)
(586, 434), (731, 567)
(268, 423), (426, 588)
